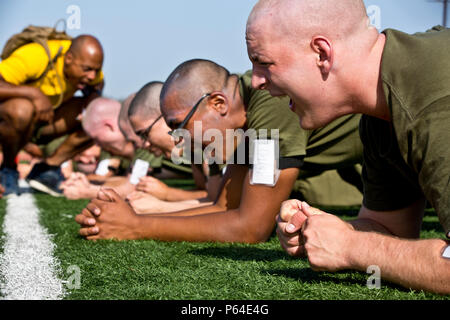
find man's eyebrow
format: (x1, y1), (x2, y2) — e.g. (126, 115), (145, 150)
(81, 64), (101, 71)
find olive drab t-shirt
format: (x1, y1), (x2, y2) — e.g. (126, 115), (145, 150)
(360, 26), (450, 237)
(239, 70), (363, 171)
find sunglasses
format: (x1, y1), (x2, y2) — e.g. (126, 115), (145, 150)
(135, 114), (163, 144)
(167, 93), (211, 137)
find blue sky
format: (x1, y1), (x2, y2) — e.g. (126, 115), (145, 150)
(0, 0), (447, 99)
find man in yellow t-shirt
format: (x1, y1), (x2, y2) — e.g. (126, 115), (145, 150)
(0, 34), (104, 196)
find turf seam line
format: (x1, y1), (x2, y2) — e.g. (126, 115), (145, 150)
(0, 187), (65, 300)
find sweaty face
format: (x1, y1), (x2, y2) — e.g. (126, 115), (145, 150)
(64, 48), (103, 90)
(246, 22), (332, 129)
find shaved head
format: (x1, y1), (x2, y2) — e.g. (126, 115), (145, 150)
(246, 0), (381, 130)
(248, 0), (369, 42)
(129, 81), (178, 159)
(160, 59), (230, 116)
(82, 97), (134, 157)
(129, 81), (164, 120)
(68, 34), (104, 59)
(82, 97), (121, 135)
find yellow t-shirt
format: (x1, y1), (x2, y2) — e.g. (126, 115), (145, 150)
(0, 39), (104, 107)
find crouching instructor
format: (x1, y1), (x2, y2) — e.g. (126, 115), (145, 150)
(0, 33), (104, 196)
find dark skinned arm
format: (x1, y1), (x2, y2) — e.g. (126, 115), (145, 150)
(0, 75), (53, 122)
(134, 164), (248, 216)
(76, 166), (300, 243)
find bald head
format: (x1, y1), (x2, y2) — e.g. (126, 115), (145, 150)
(248, 0), (369, 43)
(246, 0), (384, 130)
(68, 34), (104, 59)
(82, 97), (121, 136)
(160, 59), (230, 115)
(82, 97), (134, 157)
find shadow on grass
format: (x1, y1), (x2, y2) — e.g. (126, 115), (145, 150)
(263, 267), (365, 286)
(188, 247), (290, 262)
(421, 220), (444, 233)
(263, 267), (412, 292)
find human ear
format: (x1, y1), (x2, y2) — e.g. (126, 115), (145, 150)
(207, 92), (228, 116)
(311, 36), (333, 77)
(65, 51), (74, 65)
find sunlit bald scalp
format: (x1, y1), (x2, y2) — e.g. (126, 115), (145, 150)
(68, 34), (104, 58)
(82, 97), (121, 135)
(248, 0), (369, 42)
(160, 59), (230, 114)
(129, 81), (164, 120)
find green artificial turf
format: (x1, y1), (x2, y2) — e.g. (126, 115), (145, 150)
(32, 193), (449, 300)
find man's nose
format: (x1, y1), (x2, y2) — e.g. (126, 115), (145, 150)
(251, 67), (267, 90)
(86, 70), (96, 81)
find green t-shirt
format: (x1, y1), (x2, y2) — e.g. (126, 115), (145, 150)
(98, 150), (129, 176)
(161, 158), (193, 176)
(239, 70), (363, 171)
(360, 26), (450, 237)
(132, 148), (164, 170)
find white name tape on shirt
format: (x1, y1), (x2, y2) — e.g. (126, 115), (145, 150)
(442, 245), (450, 259)
(250, 139), (279, 186)
(95, 159), (110, 176)
(129, 159), (149, 185)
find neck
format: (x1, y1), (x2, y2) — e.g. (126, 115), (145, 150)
(352, 33), (390, 121)
(228, 75), (248, 129)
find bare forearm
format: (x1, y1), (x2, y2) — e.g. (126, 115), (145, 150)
(0, 79), (39, 101)
(148, 202), (225, 217)
(347, 231), (450, 294)
(164, 187), (208, 201)
(349, 218), (393, 235)
(138, 199), (213, 214)
(133, 209), (262, 243)
(46, 130), (93, 165)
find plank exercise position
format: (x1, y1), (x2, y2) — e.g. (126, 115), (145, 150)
(75, 59), (364, 243)
(246, 0), (450, 294)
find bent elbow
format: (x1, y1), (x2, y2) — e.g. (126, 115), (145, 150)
(239, 226), (272, 244)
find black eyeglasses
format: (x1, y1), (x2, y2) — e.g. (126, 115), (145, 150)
(167, 93), (211, 137)
(135, 114), (163, 143)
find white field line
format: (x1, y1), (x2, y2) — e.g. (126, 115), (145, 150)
(0, 188), (65, 300)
